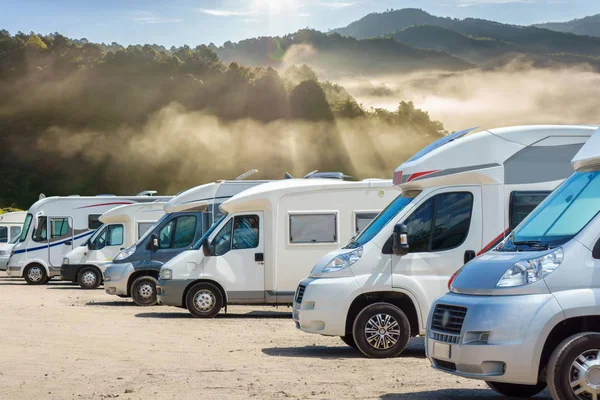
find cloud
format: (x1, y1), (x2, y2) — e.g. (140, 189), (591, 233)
(200, 9), (259, 17)
(298, 13), (311, 17)
(458, 0), (534, 6)
(131, 11), (182, 24)
(321, 2), (357, 8)
(242, 18), (260, 23)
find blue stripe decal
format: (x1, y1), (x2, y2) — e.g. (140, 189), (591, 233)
(13, 231), (95, 254)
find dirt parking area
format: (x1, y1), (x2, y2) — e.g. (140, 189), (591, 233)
(0, 276), (549, 400)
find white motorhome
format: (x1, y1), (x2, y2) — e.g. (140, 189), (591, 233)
(60, 202), (169, 289)
(156, 178), (396, 317)
(425, 127), (600, 399)
(0, 211), (26, 244)
(0, 234), (21, 271)
(7, 192), (170, 284)
(293, 125), (598, 359)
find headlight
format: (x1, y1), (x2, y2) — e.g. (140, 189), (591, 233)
(62, 257), (69, 265)
(115, 246), (136, 261)
(497, 247), (563, 288)
(160, 269), (173, 280)
(322, 247), (363, 273)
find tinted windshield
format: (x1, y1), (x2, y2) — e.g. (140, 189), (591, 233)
(346, 194), (415, 248)
(192, 214), (227, 250)
(19, 213), (32, 242)
(499, 171), (600, 251)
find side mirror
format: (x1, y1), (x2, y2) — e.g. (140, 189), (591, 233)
(392, 223), (409, 256)
(202, 237), (214, 257)
(147, 233), (159, 251)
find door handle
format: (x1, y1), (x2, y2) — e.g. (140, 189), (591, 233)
(255, 253), (264, 262)
(464, 250), (476, 264)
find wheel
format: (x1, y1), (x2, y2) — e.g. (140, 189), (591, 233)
(352, 302), (410, 358)
(547, 332), (600, 400)
(185, 282), (223, 318)
(340, 335), (358, 349)
(131, 276), (158, 306)
(77, 267), (102, 289)
(24, 264), (48, 285)
(486, 381), (546, 397)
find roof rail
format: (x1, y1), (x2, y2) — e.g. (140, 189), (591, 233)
(235, 169), (259, 180)
(136, 190), (158, 196)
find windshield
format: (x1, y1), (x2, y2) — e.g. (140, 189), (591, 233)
(499, 171), (600, 251)
(19, 213), (32, 242)
(89, 225), (107, 245)
(192, 214), (227, 250)
(346, 194), (415, 248)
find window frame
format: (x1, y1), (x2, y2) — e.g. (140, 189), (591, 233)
(159, 215), (198, 250)
(32, 216), (48, 242)
(107, 224), (124, 247)
(508, 190), (552, 231)
(0, 226), (7, 243)
(354, 210), (382, 236)
(88, 214), (102, 230)
(231, 214), (260, 251)
(50, 218), (70, 238)
(288, 211), (339, 246)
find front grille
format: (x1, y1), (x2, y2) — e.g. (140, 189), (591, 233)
(295, 284), (306, 304)
(431, 304), (467, 335)
(430, 331), (461, 344)
(433, 358), (457, 371)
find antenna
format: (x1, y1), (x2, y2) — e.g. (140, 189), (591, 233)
(39, 193), (46, 200)
(136, 190), (158, 196)
(235, 169), (258, 180)
(284, 172), (294, 179)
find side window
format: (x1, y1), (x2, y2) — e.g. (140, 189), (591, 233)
(0, 227), (7, 243)
(32, 216), (47, 242)
(213, 219), (233, 256)
(137, 222), (155, 239)
(404, 198), (435, 253)
(355, 212), (379, 235)
(107, 225), (124, 246)
(509, 191), (550, 230)
(51, 218), (70, 238)
(232, 215), (259, 250)
(172, 216), (197, 248)
(158, 220), (175, 249)
(10, 226), (21, 240)
(430, 193), (473, 251)
(88, 214), (102, 230)
(289, 213), (337, 244)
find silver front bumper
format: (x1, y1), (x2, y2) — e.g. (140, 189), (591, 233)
(103, 263), (134, 296)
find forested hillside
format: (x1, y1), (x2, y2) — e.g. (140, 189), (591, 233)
(0, 31), (445, 209)
(534, 14), (600, 38)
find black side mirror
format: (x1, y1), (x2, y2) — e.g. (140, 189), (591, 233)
(392, 223), (409, 256)
(147, 233), (159, 251)
(202, 237), (214, 257)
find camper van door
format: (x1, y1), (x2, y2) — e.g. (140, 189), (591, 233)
(48, 217), (74, 267)
(203, 212), (264, 302)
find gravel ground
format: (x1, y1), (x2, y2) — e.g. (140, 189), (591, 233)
(0, 276), (550, 400)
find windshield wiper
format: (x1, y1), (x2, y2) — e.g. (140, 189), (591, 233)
(513, 240), (549, 250)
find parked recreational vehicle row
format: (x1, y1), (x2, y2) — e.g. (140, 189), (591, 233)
(0, 211), (26, 244)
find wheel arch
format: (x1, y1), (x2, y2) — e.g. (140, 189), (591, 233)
(24, 260), (50, 276)
(182, 279), (228, 309)
(126, 269), (160, 296)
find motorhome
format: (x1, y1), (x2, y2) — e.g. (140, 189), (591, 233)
(293, 125), (598, 359)
(156, 178), (396, 318)
(7, 192), (169, 285)
(0, 211), (26, 244)
(425, 128), (600, 399)
(103, 178), (269, 306)
(0, 234), (21, 271)
(60, 202), (169, 289)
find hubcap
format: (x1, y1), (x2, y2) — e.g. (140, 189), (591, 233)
(194, 290), (215, 312)
(28, 267), (43, 282)
(81, 271), (96, 286)
(570, 349), (600, 399)
(137, 283), (154, 300)
(365, 313), (400, 350)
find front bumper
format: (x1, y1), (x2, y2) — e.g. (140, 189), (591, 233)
(0, 256), (9, 271)
(426, 292), (563, 385)
(60, 264), (83, 282)
(294, 277), (358, 337)
(103, 263), (134, 296)
(156, 279), (194, 307)
(6, 265), (22, 277)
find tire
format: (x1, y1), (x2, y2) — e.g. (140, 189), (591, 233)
(547, 332), (600, 400)
(486, 381), (546, 397)
(340, 335), (358, 349)
(77, 267), (102, 290)
(352, 302), (410, 358)
(130, 276), (158, 306)
(185, 282), (223, 318)
(24, 264), (48, 285)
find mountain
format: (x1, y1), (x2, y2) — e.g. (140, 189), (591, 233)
(215, 29), (472, 74)
(534, 14), (600, 38)
(331, 9), (600, 58)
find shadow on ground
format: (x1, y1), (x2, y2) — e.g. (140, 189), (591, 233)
(135, 310), (292, 319)
(86, 301), (134, 307)
(380, 389), (550, 399)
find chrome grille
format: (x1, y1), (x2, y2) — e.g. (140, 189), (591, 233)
(431, 304), (467, 335)
(430, 331), (461, 344)
(295, 284), (306, 304)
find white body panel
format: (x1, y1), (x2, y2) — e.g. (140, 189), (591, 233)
(0, 211), (26, 244)
(294, 125), (598, 343)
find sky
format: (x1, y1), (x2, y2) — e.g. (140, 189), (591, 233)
(1, 0), (599, 47)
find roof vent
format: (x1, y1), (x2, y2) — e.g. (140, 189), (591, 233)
(304, 171), (353, 180)
(136, 190), (158, 196)
(235, 169), (259, 180)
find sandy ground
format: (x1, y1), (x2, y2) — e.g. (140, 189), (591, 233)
(0, 276), (550, 400)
